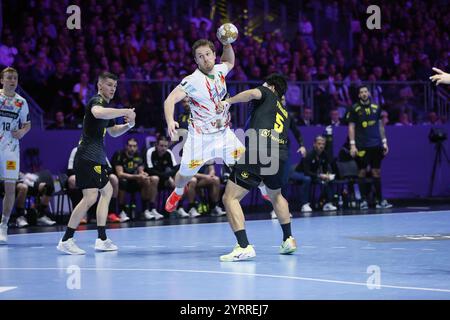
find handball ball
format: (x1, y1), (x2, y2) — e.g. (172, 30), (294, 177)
(217, 23), (238, 45)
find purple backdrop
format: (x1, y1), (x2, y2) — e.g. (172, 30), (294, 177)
(20, 125), (450, 199)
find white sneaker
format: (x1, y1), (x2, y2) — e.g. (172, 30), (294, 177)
(301, 203), (313, 213)
(94, 238), (118, 252)
(280, 236), (297, 254)
(119, 211), (130, 222)
(16, 216), (29, 228)
(323, 202), (337, 211)
(212, 206), (226, 216)
(220, 244), (256, 262)
(37, 215), (56, 226)
(189, 207), (201, 218)
(57, 238), (86, 255)
(270, 210), (277, 219)
(177, 208), (190, 218)
(376, 199), (393, 209)
(151, 209), (164, 220)
(144, 209), (155, 220)
(359, 200), (369, 210)
(0, 225), (8, 244)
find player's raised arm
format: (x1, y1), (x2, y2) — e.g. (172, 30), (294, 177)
(164, 86), (186, 139)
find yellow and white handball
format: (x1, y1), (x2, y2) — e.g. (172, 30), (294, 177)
(216, 23), (238, 45)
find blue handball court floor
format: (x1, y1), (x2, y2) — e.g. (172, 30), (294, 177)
(1, 209), (450, 300)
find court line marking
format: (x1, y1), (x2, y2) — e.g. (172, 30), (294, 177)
(8, 210), (450, 238)
(2, 267), (450, 294)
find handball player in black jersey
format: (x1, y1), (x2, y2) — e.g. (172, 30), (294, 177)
(218, 74), (297, 262)
(57, 72), (136, 255)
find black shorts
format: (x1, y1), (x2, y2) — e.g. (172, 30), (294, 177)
(119, 179), (141, 193)
(74, 158), (109, 190)
(229, 159), (286, 191)
(355, 146), (384, 170)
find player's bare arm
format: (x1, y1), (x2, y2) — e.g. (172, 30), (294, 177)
(91, 105), (134, 120)
(164, 86), (186, 139)
(348, 122), (358, 157)
(220, 44), (235, 71)
(107, 109), (136, 137)
(226, 88), (262, 105)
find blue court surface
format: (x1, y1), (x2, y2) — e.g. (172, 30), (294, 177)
(1, 210), (450, 300)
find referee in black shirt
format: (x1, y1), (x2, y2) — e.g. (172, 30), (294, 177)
(348, 85), (392, 210)
(57, 72), (136, 255)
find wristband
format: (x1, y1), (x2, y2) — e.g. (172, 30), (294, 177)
(382, 138), (387, 144)
(350, 140), (356, 145)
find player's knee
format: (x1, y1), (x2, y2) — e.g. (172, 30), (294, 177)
(371, 169), (381, 178)
(17, 183), (28, 194)
(189, 177), (197, 185)
(84, 193), (98, 207)
(109, 174), (119, 186)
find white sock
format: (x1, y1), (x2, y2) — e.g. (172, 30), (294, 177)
(175, 187), (184, 195)
(1, 216), (9, 227)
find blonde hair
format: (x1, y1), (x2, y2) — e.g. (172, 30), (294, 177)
(1, 67), (18, 79)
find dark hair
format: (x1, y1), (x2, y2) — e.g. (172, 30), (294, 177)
(127, 137), (137, 145)
(99, 71), (118, 81)
(157, 135), (169, 144)
(192, 39), (215, 57)
(265, 73), (287, 98)
(358, 85), (370, 94)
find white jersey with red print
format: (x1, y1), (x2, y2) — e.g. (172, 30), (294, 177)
(0, 91), (29, 180)
(178, 63), (231, 134)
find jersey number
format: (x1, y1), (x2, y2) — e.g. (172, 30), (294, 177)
(2, 122), (11, 131)
(274, 113), (285, 133)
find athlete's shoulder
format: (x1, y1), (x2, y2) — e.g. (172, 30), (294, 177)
(88, 94), (106, 107)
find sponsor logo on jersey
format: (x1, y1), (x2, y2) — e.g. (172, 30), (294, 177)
(6, 161), (16, 170)
(188, 160), (203, 169)
(231, 147), (245, 159)
(94, 165), (102, 174)
(240, 171), (249, 179)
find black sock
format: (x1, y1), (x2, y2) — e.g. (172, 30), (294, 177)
(209, 200), (218, 210)
(38, 204), (48, 218)
(234, 229), (249, 248)
(16, 207), (26, 217)
(109, 197), (117, 213)
(142, 200), (148, 211)
(373, 177), (382, 202)
(62, 227), (76, 241)
(148, 202), (155, 210)
(280, 222), (292, 241)
(358, 179), (367, 201)
(119, 204), (126, 212)
(97, 226), (107, 240)
(188, 202), (196, 211)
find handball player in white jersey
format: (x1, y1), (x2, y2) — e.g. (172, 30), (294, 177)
(164, 39), (244, 212)
(0, 67), (31, 244)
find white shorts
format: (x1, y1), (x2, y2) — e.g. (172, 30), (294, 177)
(0, 148), (20, 181)
(179, 127), (245, 176)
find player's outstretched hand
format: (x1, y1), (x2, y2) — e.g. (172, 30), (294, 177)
(430, 67), (450, 85)
(167, 120), (179, 140)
